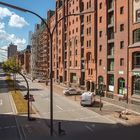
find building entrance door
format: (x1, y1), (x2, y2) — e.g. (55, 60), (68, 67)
(118, 78), (125, 95)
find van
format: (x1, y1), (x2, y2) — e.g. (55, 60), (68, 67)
(80, 92), (95, 106)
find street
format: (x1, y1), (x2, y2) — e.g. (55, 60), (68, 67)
(16, 74), (118, 135)
(0, 72), (21, 140)
(0, 72), (140, 140)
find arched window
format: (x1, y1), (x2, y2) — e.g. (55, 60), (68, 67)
(98, 76), (104, 84)
(133, 29), (140, 43)
(133, 52), (140, 69)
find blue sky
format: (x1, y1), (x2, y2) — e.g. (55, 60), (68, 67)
(0, 0), (55, 62)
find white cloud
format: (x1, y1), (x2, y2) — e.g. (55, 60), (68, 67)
(0, 6), (29, 28)
(0, 22), (5, 29)
(8, 14), (29, 28)
(0, 7), (12, 19)
(0, 29), (26, 50)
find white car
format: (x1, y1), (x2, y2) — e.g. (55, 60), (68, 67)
(80, 92), (95, 106)
(63, 88), (80, 96)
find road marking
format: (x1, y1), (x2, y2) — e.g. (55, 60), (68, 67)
(0, 99), (2, 106)
(4, 126), (10, 129)
(56, 105), (63, 110)
(85, 125), (94, 132)
(3, 112), (13, 115)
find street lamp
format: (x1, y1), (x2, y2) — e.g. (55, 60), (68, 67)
(0, 1), (95, 136)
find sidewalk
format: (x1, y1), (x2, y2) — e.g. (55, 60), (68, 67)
(46, 83), (140, 125)
(16, 114), (51, 140)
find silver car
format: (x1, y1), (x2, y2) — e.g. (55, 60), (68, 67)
(63, 88), (80, 95)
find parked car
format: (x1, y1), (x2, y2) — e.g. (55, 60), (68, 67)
(80, 92), (95, 106)
(36, 77), (46, 83)
(63, 88), (81, 96)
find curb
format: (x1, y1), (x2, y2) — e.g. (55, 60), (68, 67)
(9, 93), (26, 140)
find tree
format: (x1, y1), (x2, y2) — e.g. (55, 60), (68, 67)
(2, 56), (31, 120)
(2, 57), (21, 73)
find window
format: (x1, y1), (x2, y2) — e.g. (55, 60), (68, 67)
(89, 40), (91, 47)
(70, 61), (71, 66)
(133, 29), (140, 43)
(120, 41), (124, 49)
(108, 75), (114, 86)
(88, 69), (90, 75)
(87, 16), (89, 22)
(89, 15), (91, 22)
(76, 17), (78, 22)
(99, 16), (102, 23)
(99, 45), (102, 51)
(87, 2), (89, 9)
(70, 51), (72, 56)
(89, 0), (91, 8)
(133, 76), (140, 95)
(87, 41), (89, 47)
(99, 59), (102, 66)
(76, 27), (78, 32)
(91, 69), (93, 75)
(89, 27), (91, 35)
(75, 50), (77, 55)
(136, 9), (140, 22)
(87, 28), (88, 35)
(99, 2), (102, 9)
(120, 24), (124, 31)
(73, 20), (74, 24)
(99, 31), (102, 37)
(120, 6), (124, 14)
(75, 60), (77, 66)
(120, 58), (124, 66)
(133, 52), (140, 69)
(72, 29), (74, 34)
(86, 52), (91, 61)
(108, 27), (114, 39)
(75, 39), (78, 45)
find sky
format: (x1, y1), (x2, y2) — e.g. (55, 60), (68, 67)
(0, 0), (55, 62)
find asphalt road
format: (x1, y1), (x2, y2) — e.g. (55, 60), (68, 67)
(16, 75), (118, 136)
(0, 72), (21, 140)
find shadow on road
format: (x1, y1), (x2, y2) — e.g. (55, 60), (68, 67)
(0, 113), (139, 140)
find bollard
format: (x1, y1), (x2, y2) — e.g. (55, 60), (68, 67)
(58, 122), (66, 136)
(58, 122), (61, 135)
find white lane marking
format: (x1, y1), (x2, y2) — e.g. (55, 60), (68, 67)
(3, 112), (13, 114)
(11, 125), (16, 128)
(0, 99), (2, 106)
(0, 125), (17, 130)
(4, 126), (10, 129)
(56, 105), (63, 110)
(85, 125), (94, 132)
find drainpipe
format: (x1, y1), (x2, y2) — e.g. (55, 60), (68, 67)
(127, 0), (130, 104)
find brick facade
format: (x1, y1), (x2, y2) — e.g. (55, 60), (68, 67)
(31, 0), (140, 99)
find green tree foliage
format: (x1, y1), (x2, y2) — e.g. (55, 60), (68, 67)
(2, 57), (21, 74)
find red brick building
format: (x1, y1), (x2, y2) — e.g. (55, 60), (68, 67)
(31, 0), (140, 101)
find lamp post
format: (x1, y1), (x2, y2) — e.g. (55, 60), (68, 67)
(0, 1), (95, 136)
